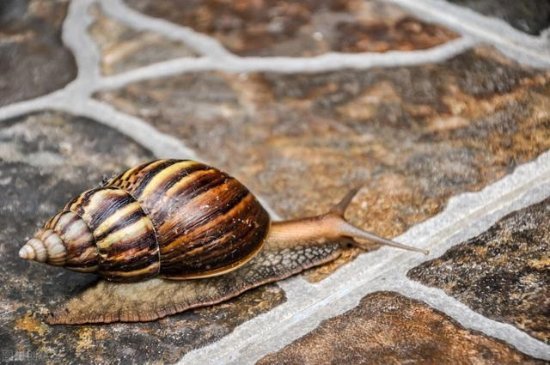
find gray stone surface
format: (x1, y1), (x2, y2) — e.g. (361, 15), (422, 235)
(448, 0), (550, 35)
(0, 0), (77, 106)
(409, 198), (550, 343)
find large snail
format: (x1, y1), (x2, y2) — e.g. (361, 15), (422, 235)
(20, 159), (427, 324)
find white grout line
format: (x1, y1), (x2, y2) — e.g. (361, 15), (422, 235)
(62, 0), (101, 89)
(61, 98), (200, 160)
(99, 0), (235, 60)
(180, 152), (550, 364)
(387, 0), (550, 68)
(96, 37), (476, 90)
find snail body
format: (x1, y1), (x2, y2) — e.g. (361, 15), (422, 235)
(20, 159), (427, 284)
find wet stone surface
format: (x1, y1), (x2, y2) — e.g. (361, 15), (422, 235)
(257, 292), (545, 365)
(0, 111), (285, 364)
(125, 0), (458, 57)
(409, 198), (550, 344)
(89, 5), (197, 76)
(448, 0), (550, 35)
(95, 47), (550, 280)
(0, 0), (77, 106)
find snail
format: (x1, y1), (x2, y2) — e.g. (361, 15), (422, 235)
(19, 159), (427, 324)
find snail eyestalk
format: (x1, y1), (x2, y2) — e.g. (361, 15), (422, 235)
(266, 190), (429, 255)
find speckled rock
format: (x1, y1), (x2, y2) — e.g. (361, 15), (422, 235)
(448, 0), (550, 35)
(89, 5), (197, 76)
(257, 292), (545, 365)
(0, 0), (77, 106)
(125, 0), (458, 57)
(409, 198), (550, 343)
(0, 111), (285, 364)
(95, 47), (550, 280)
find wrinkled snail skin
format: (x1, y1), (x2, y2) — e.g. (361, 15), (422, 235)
(19, 159), (427, 283)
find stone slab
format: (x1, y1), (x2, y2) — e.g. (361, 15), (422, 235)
(257, 292), (545, 364)
(125, 0), (458, 57)
(0, 0), (77, 106)
(409, 198), (550, 344)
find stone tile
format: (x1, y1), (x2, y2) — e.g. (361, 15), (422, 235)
(448, 0), (550, 35)
(0, 0), (77, 106)
(409, 198), (550, 343)
(0, 111), (285, 364)
(89, 5), (197, 76)
(95, 47), (550, 279)
(125, 0), (458, 57)
(257, 292), (545, 365)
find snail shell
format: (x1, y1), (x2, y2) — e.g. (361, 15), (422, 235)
(20, 159), (270, 282)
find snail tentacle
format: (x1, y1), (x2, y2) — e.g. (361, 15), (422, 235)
(265, 189), (429, 255)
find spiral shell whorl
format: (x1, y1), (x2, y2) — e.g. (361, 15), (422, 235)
(63, 187), (160, 281)
(21, 159), (270, 282)
(19, 211), (96, 269)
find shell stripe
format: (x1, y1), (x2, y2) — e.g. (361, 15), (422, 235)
(136, 160), (199, 200)
(162, 196), (265, 270)
(151, 171), (228, 235)
(157, 178), (269, 278)
(94, 202), (142, 238)
(66, 187), (160, 281)
(161, 188), (251, 258)
(165, 168), (218, 198)
(158, 178), (248, 253)
(109, 159), (164, 188)
(127, 159), (180, 198)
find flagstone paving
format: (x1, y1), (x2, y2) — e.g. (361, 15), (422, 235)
(0, 0), (548, 364)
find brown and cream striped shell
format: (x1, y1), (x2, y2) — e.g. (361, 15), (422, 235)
(19, 159), (271, 282)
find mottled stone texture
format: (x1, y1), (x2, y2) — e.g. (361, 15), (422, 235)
(126, 0), (458, 57)
(0, 0), (76, 106)
(96, 47), (550, 279)
(449, 0), (550, 35)
(409, 198), (550, 343)
(257, 292), (545, 365)
(0, 111), (285, 364)
(89, 5), (197, 75)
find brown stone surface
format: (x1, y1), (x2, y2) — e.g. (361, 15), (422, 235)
(409, 198), (550, 343)
(125, 0), (458, 57)
(95, 47), (550, 280)
(0, 111), (285, 364)
(257, 292), (545, 365)
(0, 0), (77, 106)
(89, 5), (197, 76)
